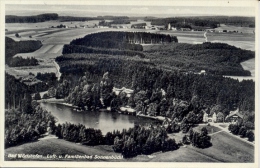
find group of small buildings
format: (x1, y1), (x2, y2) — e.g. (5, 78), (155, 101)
(203, 108), (243, 124)
(47, 22), (240, 33)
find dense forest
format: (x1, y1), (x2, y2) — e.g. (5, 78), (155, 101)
(62, 45), (145, 57)
(6, 13), (59, 23)
(143, 43), (255, 76)
(5, 73), (50, 109)
(55, 54), (254, 122)
(69, 31), (178, 47)
(54, 53), (255, 143)
(64, 32), (254, 76)
(5, 37), (42, 66)
(8, 56), (39, 67)
(35, 72), (58, 87)
(63, 32), (177, 58)
(5, 105), (56, 148)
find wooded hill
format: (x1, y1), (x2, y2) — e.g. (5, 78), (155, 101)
(69, 31), (178, 47)
(56, 53), (254, 113)
(63, 32), (177, 57)
(63, 31), (254, 76)
(143, 42), (255, 76)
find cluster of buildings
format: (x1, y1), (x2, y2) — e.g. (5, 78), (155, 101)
(203, 108), (243, 124)
(48, 21), (240, 34)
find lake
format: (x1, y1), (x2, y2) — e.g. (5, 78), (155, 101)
(40, 102), (160, 135)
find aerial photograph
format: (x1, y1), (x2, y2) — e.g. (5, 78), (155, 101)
(2, 1), (257, 165)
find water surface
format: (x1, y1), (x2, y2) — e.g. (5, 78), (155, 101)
(40, 102), (160, 134)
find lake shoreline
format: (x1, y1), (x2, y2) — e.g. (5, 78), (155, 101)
(40, 99), (166, 123)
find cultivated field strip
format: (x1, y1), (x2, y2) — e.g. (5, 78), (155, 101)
(47, 45), (64, 54)
(36, 45), (54, 54)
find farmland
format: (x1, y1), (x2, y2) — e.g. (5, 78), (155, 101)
(5, 21), (255, 84)
(5, 24), (107, 80)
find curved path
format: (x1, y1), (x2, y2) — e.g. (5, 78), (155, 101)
(53, 60), (61, 81)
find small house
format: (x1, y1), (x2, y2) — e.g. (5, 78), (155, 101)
(225, 109), (243, 123)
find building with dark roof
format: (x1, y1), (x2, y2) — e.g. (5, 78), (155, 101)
(225, 109), (243, 123)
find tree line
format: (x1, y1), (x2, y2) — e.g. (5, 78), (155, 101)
(145, 17), (220, 29)
(5, 13), (132, 23)
(228, 124), (254, 142)
(53, 119), (211, 158)
(6, 13), (59, 23)
(53, 122), (179, 158)
(70, 31), (178, 49)
(5, 37), (42, 66)
(144, 16), (255, 28)
(8, 56), (39, 67)
(62, 45), (145, 57)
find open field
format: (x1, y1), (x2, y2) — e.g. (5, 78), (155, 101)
(5, 20), (100, 31)
(6, 22), (255, 49)
(215, 24), (255, 34)
(5, 59), (58, 79)
(241, 58), (255, 76)
(5, 64), (57, 79)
